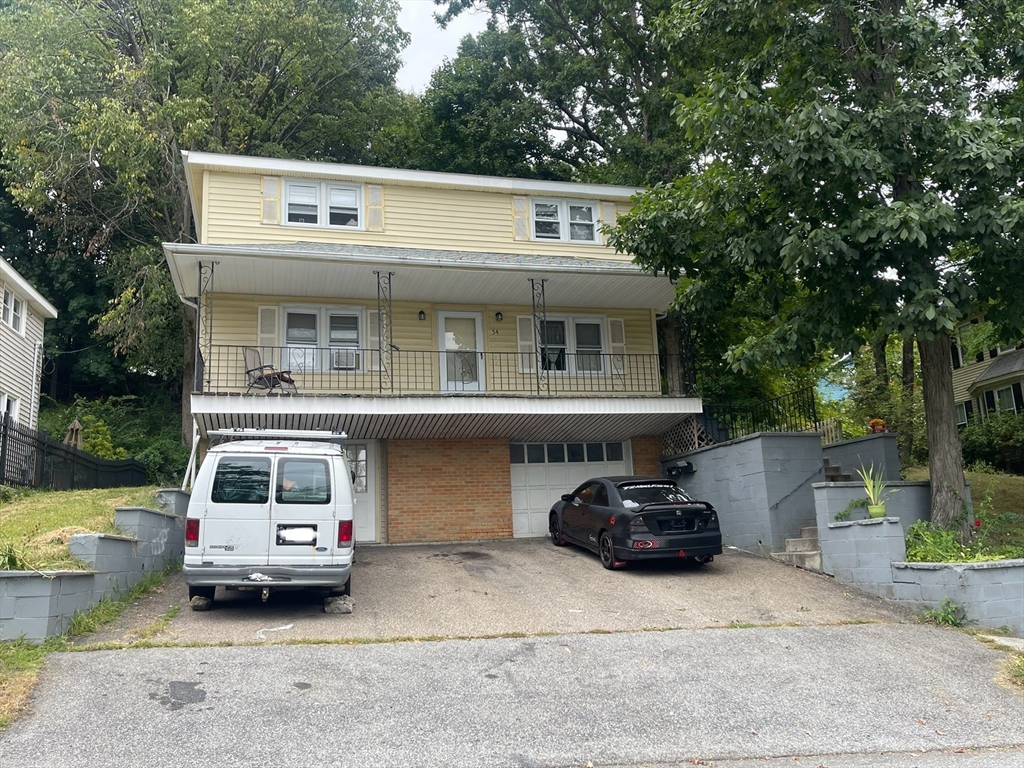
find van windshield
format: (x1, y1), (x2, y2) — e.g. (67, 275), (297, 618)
(276, 458), (331, 504)
(211, 457), (271, 504)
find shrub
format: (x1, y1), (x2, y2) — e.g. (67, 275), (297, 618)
(960, 411), (1024, 472)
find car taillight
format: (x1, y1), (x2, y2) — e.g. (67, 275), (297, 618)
(338, 520), (353, 546)
(185, 518), (200, 547)
(629, 516), (647, 531)
(707, 512), (720, 530)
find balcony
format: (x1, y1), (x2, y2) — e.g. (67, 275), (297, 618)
(197, 345), (669, 397)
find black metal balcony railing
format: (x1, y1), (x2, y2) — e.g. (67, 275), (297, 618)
(703, 387), (820, 441)
(198, 345), (669, 396)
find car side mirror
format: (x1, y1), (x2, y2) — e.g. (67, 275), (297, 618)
(561, 494), (574, 503)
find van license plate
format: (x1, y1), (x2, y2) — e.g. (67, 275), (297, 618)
(276, 525), (318, 545)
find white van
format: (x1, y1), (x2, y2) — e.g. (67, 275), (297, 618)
(183, 430), (355, 612)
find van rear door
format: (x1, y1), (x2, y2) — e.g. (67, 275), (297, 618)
(203, 455), (272, 566)
(268, 455), (336, 566)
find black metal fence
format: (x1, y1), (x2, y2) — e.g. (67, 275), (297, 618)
(0, 413), (148, 490)
(198, 345), (668, 396)
(703, 386), (820, 442)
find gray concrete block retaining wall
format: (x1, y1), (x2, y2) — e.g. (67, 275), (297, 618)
(820, 517), (1024, 637)
(677, 432), (824, 556)
(0, 507), (184, 642)
(822, 433), (901, 481)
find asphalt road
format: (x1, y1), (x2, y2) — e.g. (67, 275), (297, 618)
(3, 624), (1022, 768)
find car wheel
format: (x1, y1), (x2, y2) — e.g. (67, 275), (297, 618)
(549, 513), (566, 546)
(599, 532), (617, 570)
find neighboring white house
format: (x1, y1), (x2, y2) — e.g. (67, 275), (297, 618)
(0, 257), (57, 431)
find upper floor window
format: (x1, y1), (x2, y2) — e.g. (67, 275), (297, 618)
(0, 391), (18, 422)
(531, 198), (599, 243)
(283, 306), (364, 372)
(2, 286), (24, 333)
(285, 180), (361, 228)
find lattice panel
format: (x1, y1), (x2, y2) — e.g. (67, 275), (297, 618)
(661, 415), (718, 457)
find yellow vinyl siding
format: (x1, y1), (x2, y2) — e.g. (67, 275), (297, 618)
(205, 295), (657, 396)
(952, 358), (990, 404)
(202, 171), (634, 263)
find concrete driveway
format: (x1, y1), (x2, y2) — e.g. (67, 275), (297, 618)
(84, 539), (911, 645)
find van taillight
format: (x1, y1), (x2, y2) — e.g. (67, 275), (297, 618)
(185, 518), (200, 547)
(338, 520), (353, 546)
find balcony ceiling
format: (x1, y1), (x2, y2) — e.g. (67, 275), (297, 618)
(164, 243), (676, 310)
(190, 393), (702, 443)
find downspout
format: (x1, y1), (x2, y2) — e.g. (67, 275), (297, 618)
(31, 341), (42, 430)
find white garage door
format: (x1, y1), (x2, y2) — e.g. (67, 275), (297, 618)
(510, 441), (632, 538)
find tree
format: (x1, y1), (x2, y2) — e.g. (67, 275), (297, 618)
(435, 0), (694, 185)
(414, 27), (574, 180)
(609, 1), (1024, 533)
(0, 0), (408, 438)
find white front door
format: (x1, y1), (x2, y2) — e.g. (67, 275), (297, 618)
(439, 311), (485, 392)
(346, 442), (378, 542)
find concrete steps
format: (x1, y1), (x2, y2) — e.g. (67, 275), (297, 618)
(772, 525), (822, 572)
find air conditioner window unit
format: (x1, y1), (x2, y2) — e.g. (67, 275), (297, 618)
(331, 348), (359, 370)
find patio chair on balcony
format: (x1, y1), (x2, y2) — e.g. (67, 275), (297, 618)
(243, 347), (297, 394)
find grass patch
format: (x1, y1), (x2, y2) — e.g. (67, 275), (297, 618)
(1010, 656), (1024, 688)
(902, 467), (1024, 555)
(0, 563), (175, 729)
(0, 486), (159, 570)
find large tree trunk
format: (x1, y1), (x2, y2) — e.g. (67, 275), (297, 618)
(917, 333), (968, 537)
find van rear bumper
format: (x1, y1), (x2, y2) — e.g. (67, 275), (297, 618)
(183, 563), (351, 589)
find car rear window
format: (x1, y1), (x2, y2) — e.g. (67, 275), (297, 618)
(211, 457), (271, 504)
(618, 483), (693, 507)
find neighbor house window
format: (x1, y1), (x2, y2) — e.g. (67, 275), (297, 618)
(285, 180), (361, 228)
(2, 287), (24, 333)
(956, 402), (968, 427)
(995, 386), (1016, 414)
(0, 392), (18, 422)
(531, 199), (599, 243)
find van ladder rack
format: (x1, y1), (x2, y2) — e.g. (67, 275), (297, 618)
(207, 428), (347, 446)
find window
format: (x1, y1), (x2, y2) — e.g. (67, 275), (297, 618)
(0, 392), (18, 422)
(282, 306), (364, 372)
(276, 458), (331, 504)
(2, 287), (24, 333)
(531, 199), (600, 243)
(284, 180), (361, 229)
(346, 444), (368, 493)
(956, 402), (968, 427)
(618, 482), (693, 506)
(995, 386), (1016, 414)
(211, 457), (271, 505)
(532, 317), (607, 373)
(510, 442), (625, 466)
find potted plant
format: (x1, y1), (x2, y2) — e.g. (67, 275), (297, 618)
(856, 463), (892, 518)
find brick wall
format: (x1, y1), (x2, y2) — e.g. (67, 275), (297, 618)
(630, 435), (663, 478)
(386, 438), (514, 543)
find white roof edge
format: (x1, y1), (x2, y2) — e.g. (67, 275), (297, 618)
(181, 150), (644, 201)
(162, 242), (654, 280)
(0, 257), (58, 319)
(192, 394), (703, 417)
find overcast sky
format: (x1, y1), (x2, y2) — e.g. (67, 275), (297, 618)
(396, 1), (492, 93)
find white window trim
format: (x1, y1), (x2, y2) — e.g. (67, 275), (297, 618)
(994, 385), (1017, 414)
(280, 304), (368, 372)
(2, 285), (25, 335)
(527, 314), (610, 375)
(282, 179), (364, 231)
(530, 198), (601, 244)
(0, 391), (18, 422)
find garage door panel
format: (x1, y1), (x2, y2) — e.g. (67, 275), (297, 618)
(510, 441), (635, 538)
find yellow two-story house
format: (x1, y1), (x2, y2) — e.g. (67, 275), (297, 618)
(164, 152), (701, 544)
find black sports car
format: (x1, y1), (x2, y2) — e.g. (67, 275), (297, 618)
(549, 476), (723, 569)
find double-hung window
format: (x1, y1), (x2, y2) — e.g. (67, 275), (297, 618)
(2, 287), (24, 333)
(527, 316), (608, 373)
(995, 386), (1016, 414)
(0, 391), (18, 422)
(531, 199), (600, 243)
(285, 180), (362, 229)
(283, 307), (363, 372)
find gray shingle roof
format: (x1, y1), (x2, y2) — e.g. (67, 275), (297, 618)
(971, 348), (1024, 386)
